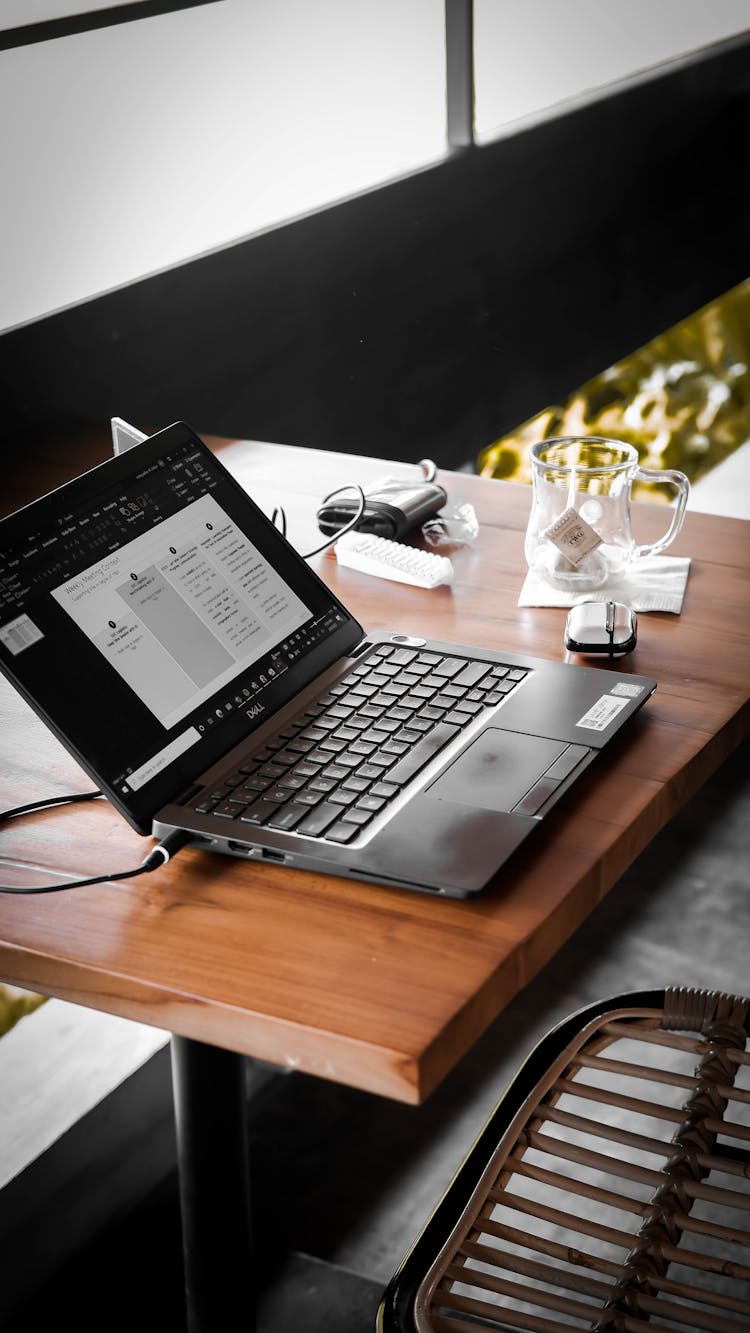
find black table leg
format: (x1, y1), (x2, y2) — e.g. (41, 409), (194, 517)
(170, 1035), (255, 1333)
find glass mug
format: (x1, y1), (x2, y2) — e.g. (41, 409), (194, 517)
(525, 436), (689, 592)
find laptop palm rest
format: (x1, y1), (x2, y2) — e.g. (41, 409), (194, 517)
(427, 730), (569, 813)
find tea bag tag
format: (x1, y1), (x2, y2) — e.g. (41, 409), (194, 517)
(544, 507), (602, 568)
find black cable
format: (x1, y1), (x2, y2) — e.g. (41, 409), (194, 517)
(0, 787), (192, 894)
(0, 789), (103, 821)
(271, 483), (367, 559)
(301, 484), (366, 558)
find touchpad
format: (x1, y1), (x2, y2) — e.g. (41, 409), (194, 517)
(427, 729), (567, 813)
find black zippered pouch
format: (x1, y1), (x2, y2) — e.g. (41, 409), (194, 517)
(317, 476), (447, 540)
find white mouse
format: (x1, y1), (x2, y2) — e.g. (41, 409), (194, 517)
(565, 600), (637, 657)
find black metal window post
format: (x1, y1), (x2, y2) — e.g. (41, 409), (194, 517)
(445, 0), (475, 149)
(0, 1), (221, 51)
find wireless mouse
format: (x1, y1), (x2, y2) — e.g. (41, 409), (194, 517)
(564, 600), (637, 658)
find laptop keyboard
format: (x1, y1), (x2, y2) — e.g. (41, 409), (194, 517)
(194, 645), (529, 844)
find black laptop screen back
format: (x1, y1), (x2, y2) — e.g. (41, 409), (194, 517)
(0, 423), (363, 832)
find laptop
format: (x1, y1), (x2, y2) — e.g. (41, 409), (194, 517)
(0, 421), (656, 898)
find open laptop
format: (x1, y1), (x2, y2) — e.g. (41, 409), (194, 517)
(0, 421), (656, 898)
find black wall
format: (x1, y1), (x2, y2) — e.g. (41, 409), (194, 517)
(3, 33), (749, 470)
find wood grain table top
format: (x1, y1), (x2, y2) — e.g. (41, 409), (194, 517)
(1, 434), (748, 1103)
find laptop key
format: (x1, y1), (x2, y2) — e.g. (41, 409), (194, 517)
(340, 807), (374, 826)
(355, 794), (386, 813)
(300, 726), (328, 742)
(275, 748), (307, 766)
(325, 820), (360, 843)
(266, 803), (309, 830)
(328, 789), (357, 806)
(361, 728), (389, 744)
(488, 680), (515, 697)
(381, 741), (409, 757)
(334, 752), (361, 769)
(358, 703), (386, 718)
(454, 661), (491, 687)
(432, 657), (465, 677)
(239, 801), (274, 825)
(350, 739), (376, 755)
(286, 737), (316, 753)
(265, 787), (293, 804)
(326, 703), (354, 719)
(331, 726), (360, 742)
(444, 709), (475, 727)
(258, 762), (291, 779)
(408, 717), (433, 733)
(364, 751), (396, 769)
(454, 699), (482, 715)
(291, 789), (324, 807)
(213, 799), (248, 817)
(296, 802), (342, 836)
(395, 728), (423, 744)
(387, 721), (461, 785)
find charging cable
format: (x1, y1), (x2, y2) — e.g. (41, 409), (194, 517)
(0, 791), (192, 894)
(272, 483), (366, 558)
(277, 462), (439, 556)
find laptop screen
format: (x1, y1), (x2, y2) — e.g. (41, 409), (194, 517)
(0, 423), (363, 832)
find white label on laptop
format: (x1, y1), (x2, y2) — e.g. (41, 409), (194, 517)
(610, 681), (644, 698)
(576, 693), (629, 731)
(544, 507), (602, 567)
(0, 613), (44, 656)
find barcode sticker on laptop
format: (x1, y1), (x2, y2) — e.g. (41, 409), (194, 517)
(576, 693), (629, 731)
(0, 613), (44, 656)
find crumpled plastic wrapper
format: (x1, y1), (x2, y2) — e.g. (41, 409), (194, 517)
(423, 502), (479, 551)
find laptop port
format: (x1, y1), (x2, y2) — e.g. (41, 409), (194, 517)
(261, 848), (286, 862)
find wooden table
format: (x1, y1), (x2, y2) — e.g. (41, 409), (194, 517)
(2, 435), (749, 1328)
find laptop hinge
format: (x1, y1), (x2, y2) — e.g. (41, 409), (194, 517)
(348, 638), (371, 658)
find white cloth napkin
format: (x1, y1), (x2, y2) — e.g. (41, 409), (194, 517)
(518, 555), (691, 614)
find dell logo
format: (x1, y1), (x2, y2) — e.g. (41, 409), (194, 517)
(246, 702), (265, 720)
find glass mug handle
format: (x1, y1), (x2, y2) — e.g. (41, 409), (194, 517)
(632, 467), (690, 560)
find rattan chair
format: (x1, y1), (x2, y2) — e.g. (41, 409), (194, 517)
(378, 987), (750, 1332)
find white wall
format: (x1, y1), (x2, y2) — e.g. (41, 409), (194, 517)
(0, 0), (446, 332)
(1, 0), (747, 334)
(474, 0), (749, 140)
